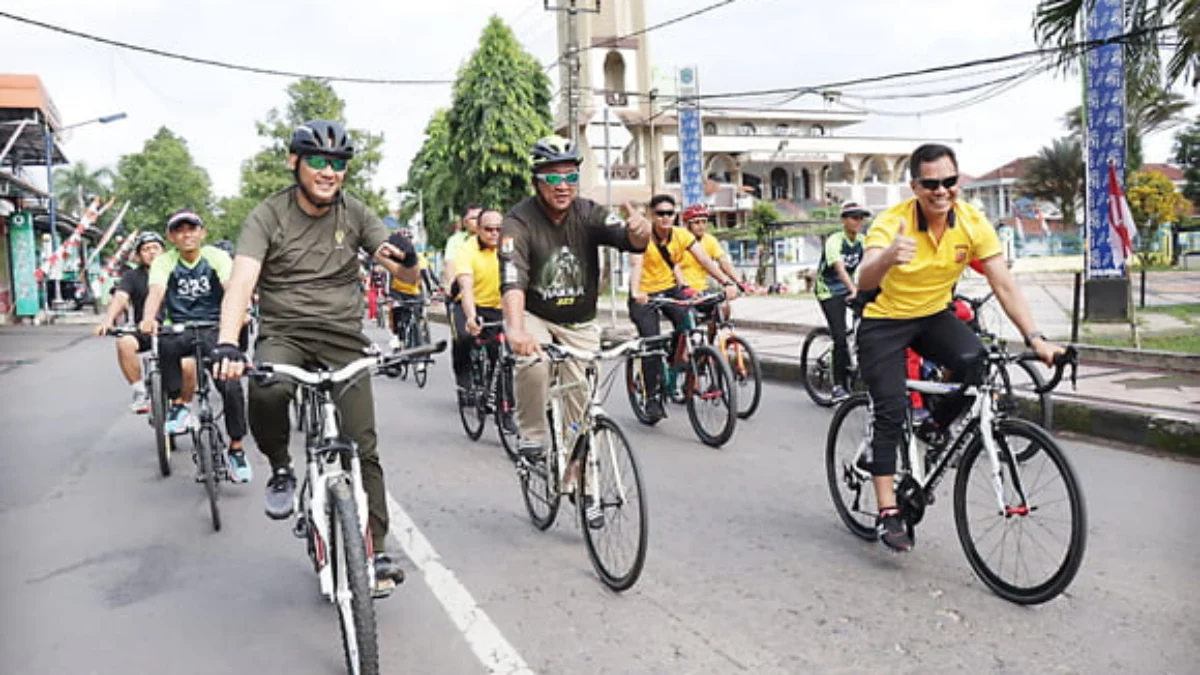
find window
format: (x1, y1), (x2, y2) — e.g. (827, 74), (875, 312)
(774, 124), (789, 136)
(738, 122), (757, 136)
(603, 51), (626, 100)
(704, 122), (717, 135)
(809, 124), (826, 137)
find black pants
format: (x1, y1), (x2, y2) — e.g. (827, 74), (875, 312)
(857, 309), (986, 476)
(818, 294), (851, 388)
(452, 305), (503, 388)
(160, 326), (247, 442)
(628, 287), (691, 398)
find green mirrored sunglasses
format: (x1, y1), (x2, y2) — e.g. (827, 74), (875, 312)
(535, 171), (580, 186)
(304, 155), (349, 172)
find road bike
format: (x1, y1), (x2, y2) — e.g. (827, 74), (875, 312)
(108, 326), (175, 477)
(517, 338), (651, 591)
(251, 340), (446, 675)
(383, 296), (433, 387)
(826, 344), (1085, 604)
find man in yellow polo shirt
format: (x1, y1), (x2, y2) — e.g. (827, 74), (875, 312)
(855, 143), (1064, 552)
(452, 208), (506, 412)
(629, 194), (738, 420)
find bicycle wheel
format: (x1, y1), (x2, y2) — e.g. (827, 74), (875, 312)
(685, 344), (738, 448)
(495, 363), (519, 462)
(196, 425), (221, 532)
(825, 394), (877, 540)
(953, 418), (1087, 605)
(328, 478), (380, 675)
(520, 411), (561, 530)
(578, 415), (648, 591)
(458, 384), (486, 441)
(624, 356), (660, 426)
(999, 360), (1053, 441)
(414, 359), (429, 388)
(149, 369), (172, 477)
(800, 328), (837, 407)
(722, 334), (762, 419)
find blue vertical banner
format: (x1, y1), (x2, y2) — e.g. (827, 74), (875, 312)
(676, 65), (704, 208)
(8, 211), (39, 316)
(1084, 0), (1126, 279)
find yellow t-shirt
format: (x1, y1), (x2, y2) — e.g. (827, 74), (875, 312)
(639, 226), (696, 294)
(680, 232), (725, 291)
(390, 252), (428, 295)
(454, 238), (501, 309)
(863, 198), (1002, 319)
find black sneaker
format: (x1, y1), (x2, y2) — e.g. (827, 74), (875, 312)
(373, 552), (406, 584)
(264, 467), (297, 520)
(876, 508), (913, 552)
(501, 412), (519, 435)
(646, 398), (666, 421)
(582, 494), (605, 530)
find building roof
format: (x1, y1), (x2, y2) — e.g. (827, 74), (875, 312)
(1141, 163), (1184, 181)
(968, 157), (1036, 184)
(0, 74), (68, 168)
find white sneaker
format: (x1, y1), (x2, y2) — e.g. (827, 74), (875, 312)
(130, 387), (150, 415)
(388, 335), (401, 351)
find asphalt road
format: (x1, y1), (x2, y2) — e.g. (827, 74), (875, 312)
(1, 323), (1196, 674)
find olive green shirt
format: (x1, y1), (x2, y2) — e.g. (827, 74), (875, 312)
(237, 187), (388, 347)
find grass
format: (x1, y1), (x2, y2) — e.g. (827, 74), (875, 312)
(1086, 333), (1200, 354)
(1140, 303), (1200, 325)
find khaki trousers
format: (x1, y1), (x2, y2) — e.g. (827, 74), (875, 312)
(512, 314), (600, 444)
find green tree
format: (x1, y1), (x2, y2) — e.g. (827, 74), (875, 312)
(54, 161), (115, 217)
(1018, 137), (1085, 228)
(1172, 114), (1200, 204)
(114, 127), (214, 236)
(212, 78), (389, 237)
(1127, 168), (1192, 263)
(401, 109), (458, 250)
(445, 16), (553, 210)
(748, 201), (782, 286)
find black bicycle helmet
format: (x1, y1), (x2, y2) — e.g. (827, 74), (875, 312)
(289, 120), (355, 159)
(134, 231), (165, 252)
(530, 135), (582, 172)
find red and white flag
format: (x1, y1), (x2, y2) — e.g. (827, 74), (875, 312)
(1106, 161), (1135, 268)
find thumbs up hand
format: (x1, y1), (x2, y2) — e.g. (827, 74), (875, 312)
(887, 217), (917, 267)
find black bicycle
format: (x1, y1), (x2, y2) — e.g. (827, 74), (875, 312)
(801, 296), (865, 407)
(108, 326), (175, 477)
(457, 320), (519, 461)
(385, 296), (433, 388)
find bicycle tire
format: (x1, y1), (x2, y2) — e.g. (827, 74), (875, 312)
(579, 415), (648, 592)
(1000, 360), (1053, 445)
(458, 388), (486, 441)
(414, 361), (428, 388)
(825, 394), (877, 540)
(329, 478), (380, 675)
(953, 418), (1087, 605)
(521, 410), (561, 530)
(624, 356), (660, 426)
(149, 369), (171, 477)
(800, 328), (837, 407)
(197, 425), (221, 532)
(722, 335), (762, 419)
(495, 363), (519, 462)
(685, 344), (738, 448)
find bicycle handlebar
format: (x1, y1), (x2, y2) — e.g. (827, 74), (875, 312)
(251, 340), (448, 386)
(953, 292), (994, 311)
(644, 291), (725, 309)
(105, 325), (141, 338)
(1014, 345), (1078, 394)
(537, 337), (659, 364)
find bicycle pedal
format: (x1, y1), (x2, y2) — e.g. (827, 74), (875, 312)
(372, 579), (396, 599)
(292, 516), (309, 539)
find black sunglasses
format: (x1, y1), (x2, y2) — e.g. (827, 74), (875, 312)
(654, 210), (676, 217)
(917, 175), (958, 191)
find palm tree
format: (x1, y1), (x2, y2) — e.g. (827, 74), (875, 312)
(53, 161), (115, 217)
(1033, 0), (1199, 87)
(1018, 137), (1086, 229)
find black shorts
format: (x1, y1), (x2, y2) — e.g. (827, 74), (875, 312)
(126, 332), (152, 353)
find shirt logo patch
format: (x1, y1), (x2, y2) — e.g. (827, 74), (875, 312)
(954, 245), (969, 263)
(335, 230), (346, 246)
(501, 236), (514, 254)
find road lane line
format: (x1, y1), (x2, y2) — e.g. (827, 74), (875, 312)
(386, 492), (535, 675)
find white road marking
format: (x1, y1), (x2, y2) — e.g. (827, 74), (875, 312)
(386, 492), (535, 675)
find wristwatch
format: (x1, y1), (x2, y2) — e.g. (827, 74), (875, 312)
(722, 280), (736, 288)
(1023, 331), (1046, 348)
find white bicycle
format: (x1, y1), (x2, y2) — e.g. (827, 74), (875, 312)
(250, 340), (446, 675)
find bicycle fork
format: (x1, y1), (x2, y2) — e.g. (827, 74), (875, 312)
(977, 397), (1031, 516)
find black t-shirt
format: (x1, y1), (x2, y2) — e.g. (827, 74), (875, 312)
(116, 266), (150, 323)
(500, 196), (644, 324)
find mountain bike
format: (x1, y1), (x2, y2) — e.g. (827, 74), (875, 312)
(697, 298), (762, 419)
(517, 338), (650, 592)
(250, 339), (446, 675)
(456, 320), (518, 461)
(625, 292), (738, 447)
(826, 345), (1085, 605)
(108, 326), (174, 477)
(801, 296), (864, 407)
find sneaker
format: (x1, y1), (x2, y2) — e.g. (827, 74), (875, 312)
(227, 449), (252, 484)
(646, 398), (666, 421)
(501, 412), (519, 435)
(373, 553), (406, 584)
(165, 403), (191, 435)
(130, 387), (150, 415)
(388, 335), (401, 351)
(915, 418), (947, 448)
(582, 494), (605, 530)
(830, 385), (850, 402)
(264, 467), (297, 520)
(876, 508), (913, 552)
(518, 439), (545, 463)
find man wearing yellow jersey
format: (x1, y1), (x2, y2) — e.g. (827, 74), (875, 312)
(856, 144), (1063, 552)
(679, 204), (738, 293)
(629, 194), (738, 420)
(452, 209), (512, 424)
(387, 228), (430, 351)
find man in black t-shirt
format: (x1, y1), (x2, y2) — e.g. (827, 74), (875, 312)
(500, 136), (650, 528)
(95, 231), (166, 413)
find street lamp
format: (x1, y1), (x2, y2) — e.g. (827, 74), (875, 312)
(44, 111), (126, 308)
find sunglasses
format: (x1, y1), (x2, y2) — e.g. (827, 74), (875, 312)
(479, 226), (501, 234)
(917, 175), (958, 191)
(304, 155), (349, 172)
(654, 210), (676, 217)
(534, 172), (580, 186)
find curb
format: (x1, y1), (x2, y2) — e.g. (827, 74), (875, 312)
(596, 325), (1200, 457)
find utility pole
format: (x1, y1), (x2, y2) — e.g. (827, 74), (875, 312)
(545, 1), (600, 145)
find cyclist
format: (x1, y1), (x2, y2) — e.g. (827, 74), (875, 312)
(139, 210), (251, 483)
(211, 119), (416, 587)
(629, 195), (738, 421)
(386, 228), (430, 352)
(499, 135), (651, 524)
(855, 143), (1063, 552)
(94, 231), (166, 413)
(679, 203), (739, 294)
(814, 202), (868, 402)
(443, 205), (480, 288)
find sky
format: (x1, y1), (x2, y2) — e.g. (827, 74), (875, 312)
(1, 0), (1195, 206)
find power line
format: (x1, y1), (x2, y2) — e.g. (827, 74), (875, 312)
(0, 10), (454, 85)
